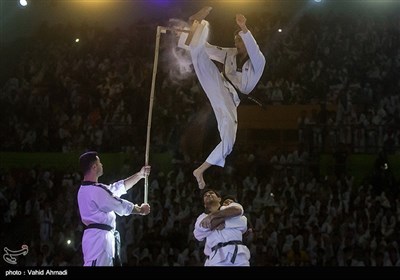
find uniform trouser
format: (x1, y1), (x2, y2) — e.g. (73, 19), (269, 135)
(189, 22), (238, 167)
(83, 231), (121, 266)
(85, 251), (113, 266)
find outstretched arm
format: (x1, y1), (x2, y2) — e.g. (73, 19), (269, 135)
(124, 165), (151, 191)
(236, 14), (266, 74)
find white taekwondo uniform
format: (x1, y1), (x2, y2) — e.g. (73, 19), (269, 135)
(179, 20), (266, 167)
(78, 180), (134, 266)
(193, 202), (251, 266)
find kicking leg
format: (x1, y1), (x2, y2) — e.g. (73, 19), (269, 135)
(193, 162), (212, 189)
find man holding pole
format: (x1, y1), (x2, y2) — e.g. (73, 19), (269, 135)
(77, 151), (151, 266)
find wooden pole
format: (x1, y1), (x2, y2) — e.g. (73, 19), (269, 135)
(144, 26), (191, 203)
(144, 26), (162, 204)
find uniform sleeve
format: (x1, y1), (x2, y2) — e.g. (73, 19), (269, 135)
(92, 187), (133, 216)
(107, 180), (127, 198)
(193, 213), (212, 241)
(240, 30), (266, 74)
(221, 202), (244, 215)
(223, 203), (247, 233)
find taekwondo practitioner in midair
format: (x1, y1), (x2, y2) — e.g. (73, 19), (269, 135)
(178, 7), (266, 189)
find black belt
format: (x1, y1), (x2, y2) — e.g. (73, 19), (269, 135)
(221, 72), (266, 109)
(84, 223), (113, 231)
(211, 240), (243, 264)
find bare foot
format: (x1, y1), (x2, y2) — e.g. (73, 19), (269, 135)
(193, 169), (206, 189)
(189, 6), (212, 22)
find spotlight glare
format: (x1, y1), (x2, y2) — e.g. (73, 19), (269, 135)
(19, 0), (28, 7)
